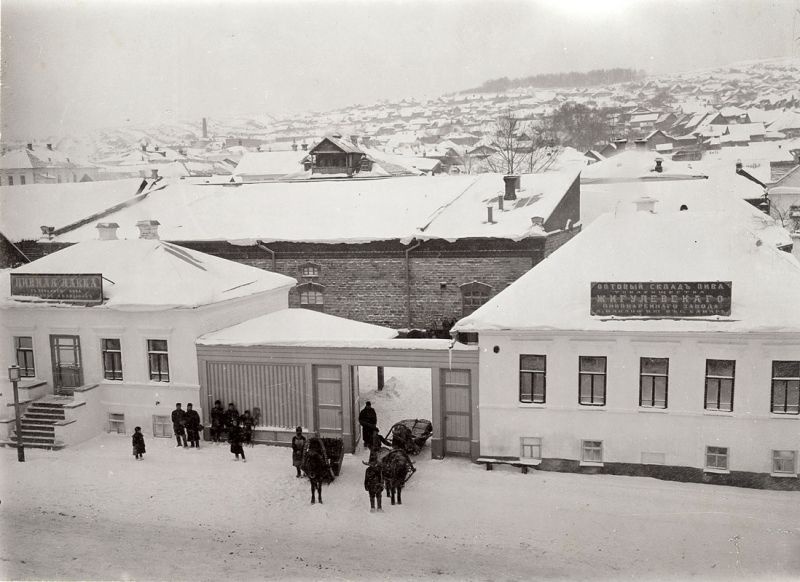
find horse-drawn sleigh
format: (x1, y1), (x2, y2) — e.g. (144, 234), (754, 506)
(301, 436), (344, 504)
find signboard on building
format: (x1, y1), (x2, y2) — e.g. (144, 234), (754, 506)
(10, 273), (104, 305)
(590, 282), (732, 317)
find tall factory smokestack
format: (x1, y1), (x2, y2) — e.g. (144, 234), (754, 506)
(202, 118), (208, 139)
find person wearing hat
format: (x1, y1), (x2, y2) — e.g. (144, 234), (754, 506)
(291, 426), (306, 478)
(358, 401), (378, 452)
(171, 403), (187, 448)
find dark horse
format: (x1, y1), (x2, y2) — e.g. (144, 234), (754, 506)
(302, 438), (330, 505)
(382, 449), (414, 505)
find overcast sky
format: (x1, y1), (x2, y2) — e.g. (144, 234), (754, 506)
(1, 0), (798, 140)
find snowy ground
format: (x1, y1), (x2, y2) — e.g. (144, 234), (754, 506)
(2, 369), (799, 581)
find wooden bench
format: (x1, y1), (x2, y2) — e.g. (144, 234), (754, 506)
(476, 457), (540, 474)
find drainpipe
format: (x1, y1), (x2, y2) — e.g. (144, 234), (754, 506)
(256, 240), (277, 271)
(405, 240), (421, 328)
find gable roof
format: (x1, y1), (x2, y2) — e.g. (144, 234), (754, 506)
(454, 210), (800, 334)
(1, 239), (296, 311)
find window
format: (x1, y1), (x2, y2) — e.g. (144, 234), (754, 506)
(520, 437), (542, 460)
(101, 339), (123, 380)
(519, 355), (546, 403)
(705, 359), (735, 411)
(8, 176), (13, 186)
(299, 262), (321, 278)
(460, 281), (492, 316)
(297, 282), (325, 311)
(147, 339), (170, 382)
(582, 440), (603, 463)
(705, 446), (729, 471)
(771, 361), (800, 415)
(772, 450), (797, 475)
(579, 356), (606, 406)
(639, 357), (668, 408)
(108, 412), (125, 434)
(153, 415), (172, 438)
(20, 175), (26, 185)
(14, 336), (35, 377)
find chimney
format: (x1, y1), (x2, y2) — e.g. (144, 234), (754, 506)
(530, 216), (544, 228)
(654, 157), (664, 173)
(503, 175), (518, 201)
(202, 117), (208, 139)
(27, 143), (33, 151)
(301, 142), (308, 151)
(46, 143), (53, 151)
(487, 206), (494, 224)
(39, 225), (55, 240)
(291, 142), (298, 152)
(136, 219), (161, 240)
(497, 195), (504, 211)
(96, 222), (119, 240)
(735, 160), (743, 172)
(141, 143), (147, 152)
(635, 196), (658, 213)
(151, 168), (159, 180)
(350, 135), (359, 146)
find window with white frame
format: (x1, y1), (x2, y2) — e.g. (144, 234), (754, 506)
(153, 415), (172, 438)
(771, 361), (800, 415)
(579, 356), (606, 406)
(297, 282), (325, 311)
(772, 450), (797, 475)
(108, 412), (125, 434)
(102, 338), (123, 380)
(14, 336), (35, 377)
(705, 359), (735, 412)
(520, 437), (542, 460)
(639, 357), (668, 408)
(581, 440), (603, 463)
(519, 355), (546, 403)
(147, 339), (170, 382)
(705, 446), (729, 471)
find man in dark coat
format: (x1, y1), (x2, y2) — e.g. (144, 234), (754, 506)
(225, 403), (240, 432)
(364, 459), (383, 512)
(171, 403), (187, 448)
(291, 426), (306, 478)
(184, 403), (202, 448)
(240, 410), (254, 446)
(228, 419), (246, 462)
(358, 401), (378, 451)
(210, 400), (225, 442)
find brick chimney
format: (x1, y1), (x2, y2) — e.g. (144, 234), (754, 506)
(301, 142), (308, 151)
(635, 196), (658, 213)
(530, 216), (544, 228)
(654, 157), (664, 173)
(96, 222), (119, 240)
(350, 135), (359, 146)
(291, 142), (298, 152)
(27, 143), (33, 151)
(151, 168), (159, 180)
(46, 143), (53, 151)
(136, 220), (160, 240)
(503, 175), (518, 201)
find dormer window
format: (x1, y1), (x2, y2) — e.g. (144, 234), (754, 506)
(299, 262), (321, 278)
(297, 282), (325, 311)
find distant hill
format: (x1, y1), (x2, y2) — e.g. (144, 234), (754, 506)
(461, 68), (646, 94)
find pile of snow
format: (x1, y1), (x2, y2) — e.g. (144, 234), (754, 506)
(358, 367), (433, 428)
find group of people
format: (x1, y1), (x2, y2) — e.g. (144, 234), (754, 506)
(209, 400), (257, 461)
(171, 403), (203, 448)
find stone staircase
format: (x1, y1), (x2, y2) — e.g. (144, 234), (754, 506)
(6, 397), (69, 450)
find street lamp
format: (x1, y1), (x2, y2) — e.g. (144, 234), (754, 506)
(8, 365), (25, 462)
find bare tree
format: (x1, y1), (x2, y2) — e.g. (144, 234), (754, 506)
(485, 110), (532, 175)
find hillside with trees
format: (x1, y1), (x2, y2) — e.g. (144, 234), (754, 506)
(462, 68), (645, 94)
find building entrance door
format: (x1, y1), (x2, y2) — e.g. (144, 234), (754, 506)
(441, 368), (472, 456)
(50, 335), (83, 395)
(313, 365), (343, 438)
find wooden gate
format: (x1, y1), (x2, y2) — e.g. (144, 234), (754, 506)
(441, 368), (472, 456)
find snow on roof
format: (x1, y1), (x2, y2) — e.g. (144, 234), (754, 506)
(0, 239), (296, 311)
(0, 179), (146, 241)
(197, 308), (397, 347)
(454, 210), (800, 334)
(581, 150), (707, 183)
(233, 151), (306, 177)
(49, 173), (578, 245)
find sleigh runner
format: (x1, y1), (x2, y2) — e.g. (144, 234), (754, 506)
(381, 418), (433, 456)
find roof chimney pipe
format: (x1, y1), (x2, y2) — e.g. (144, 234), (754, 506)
(530, 216), (544, 228)
(503, 175), (518, 201)
(487, 206), (494, 224)
(136, 219), (161, 240)
(291, 142), (298, 152)
(46, 144), (53, 151)
(96, 222), (119, 241)
(27, 143), (33, 151)
(301, 142), (308, 151)
(654, 157), (664, 173)
(497, 195), (504, 211)
(150, 168), (159, 180)
(350, 135), (359, 146)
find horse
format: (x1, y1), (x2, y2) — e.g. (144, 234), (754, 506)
(382, 449), (414, 505)
(301, 437), (331, 505)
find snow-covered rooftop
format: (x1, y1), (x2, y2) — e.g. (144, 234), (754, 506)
(454, 209), (800, 334)
(39, 172), (580, 245)
(581, 150), (707, 183)
(0, 239), (296, 311)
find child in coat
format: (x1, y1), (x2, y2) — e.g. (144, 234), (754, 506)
(291, 426), (306, 478)
(364, 459), (383, 512)
(229, 419), (246, 462)
(132, 426), (146, 460)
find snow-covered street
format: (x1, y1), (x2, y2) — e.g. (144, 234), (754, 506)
(2, 430), (799, 581)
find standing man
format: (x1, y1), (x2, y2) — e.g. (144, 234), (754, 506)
(171, 403), (187, 448)
(210, 400), (225, 442)
(358, 401), (378, 451)
(184, 403), (201, 448)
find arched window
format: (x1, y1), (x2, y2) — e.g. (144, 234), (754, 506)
(460, 281), (492, 316)
(297, 282), (325, 311)
(299, 262), (321, 278)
